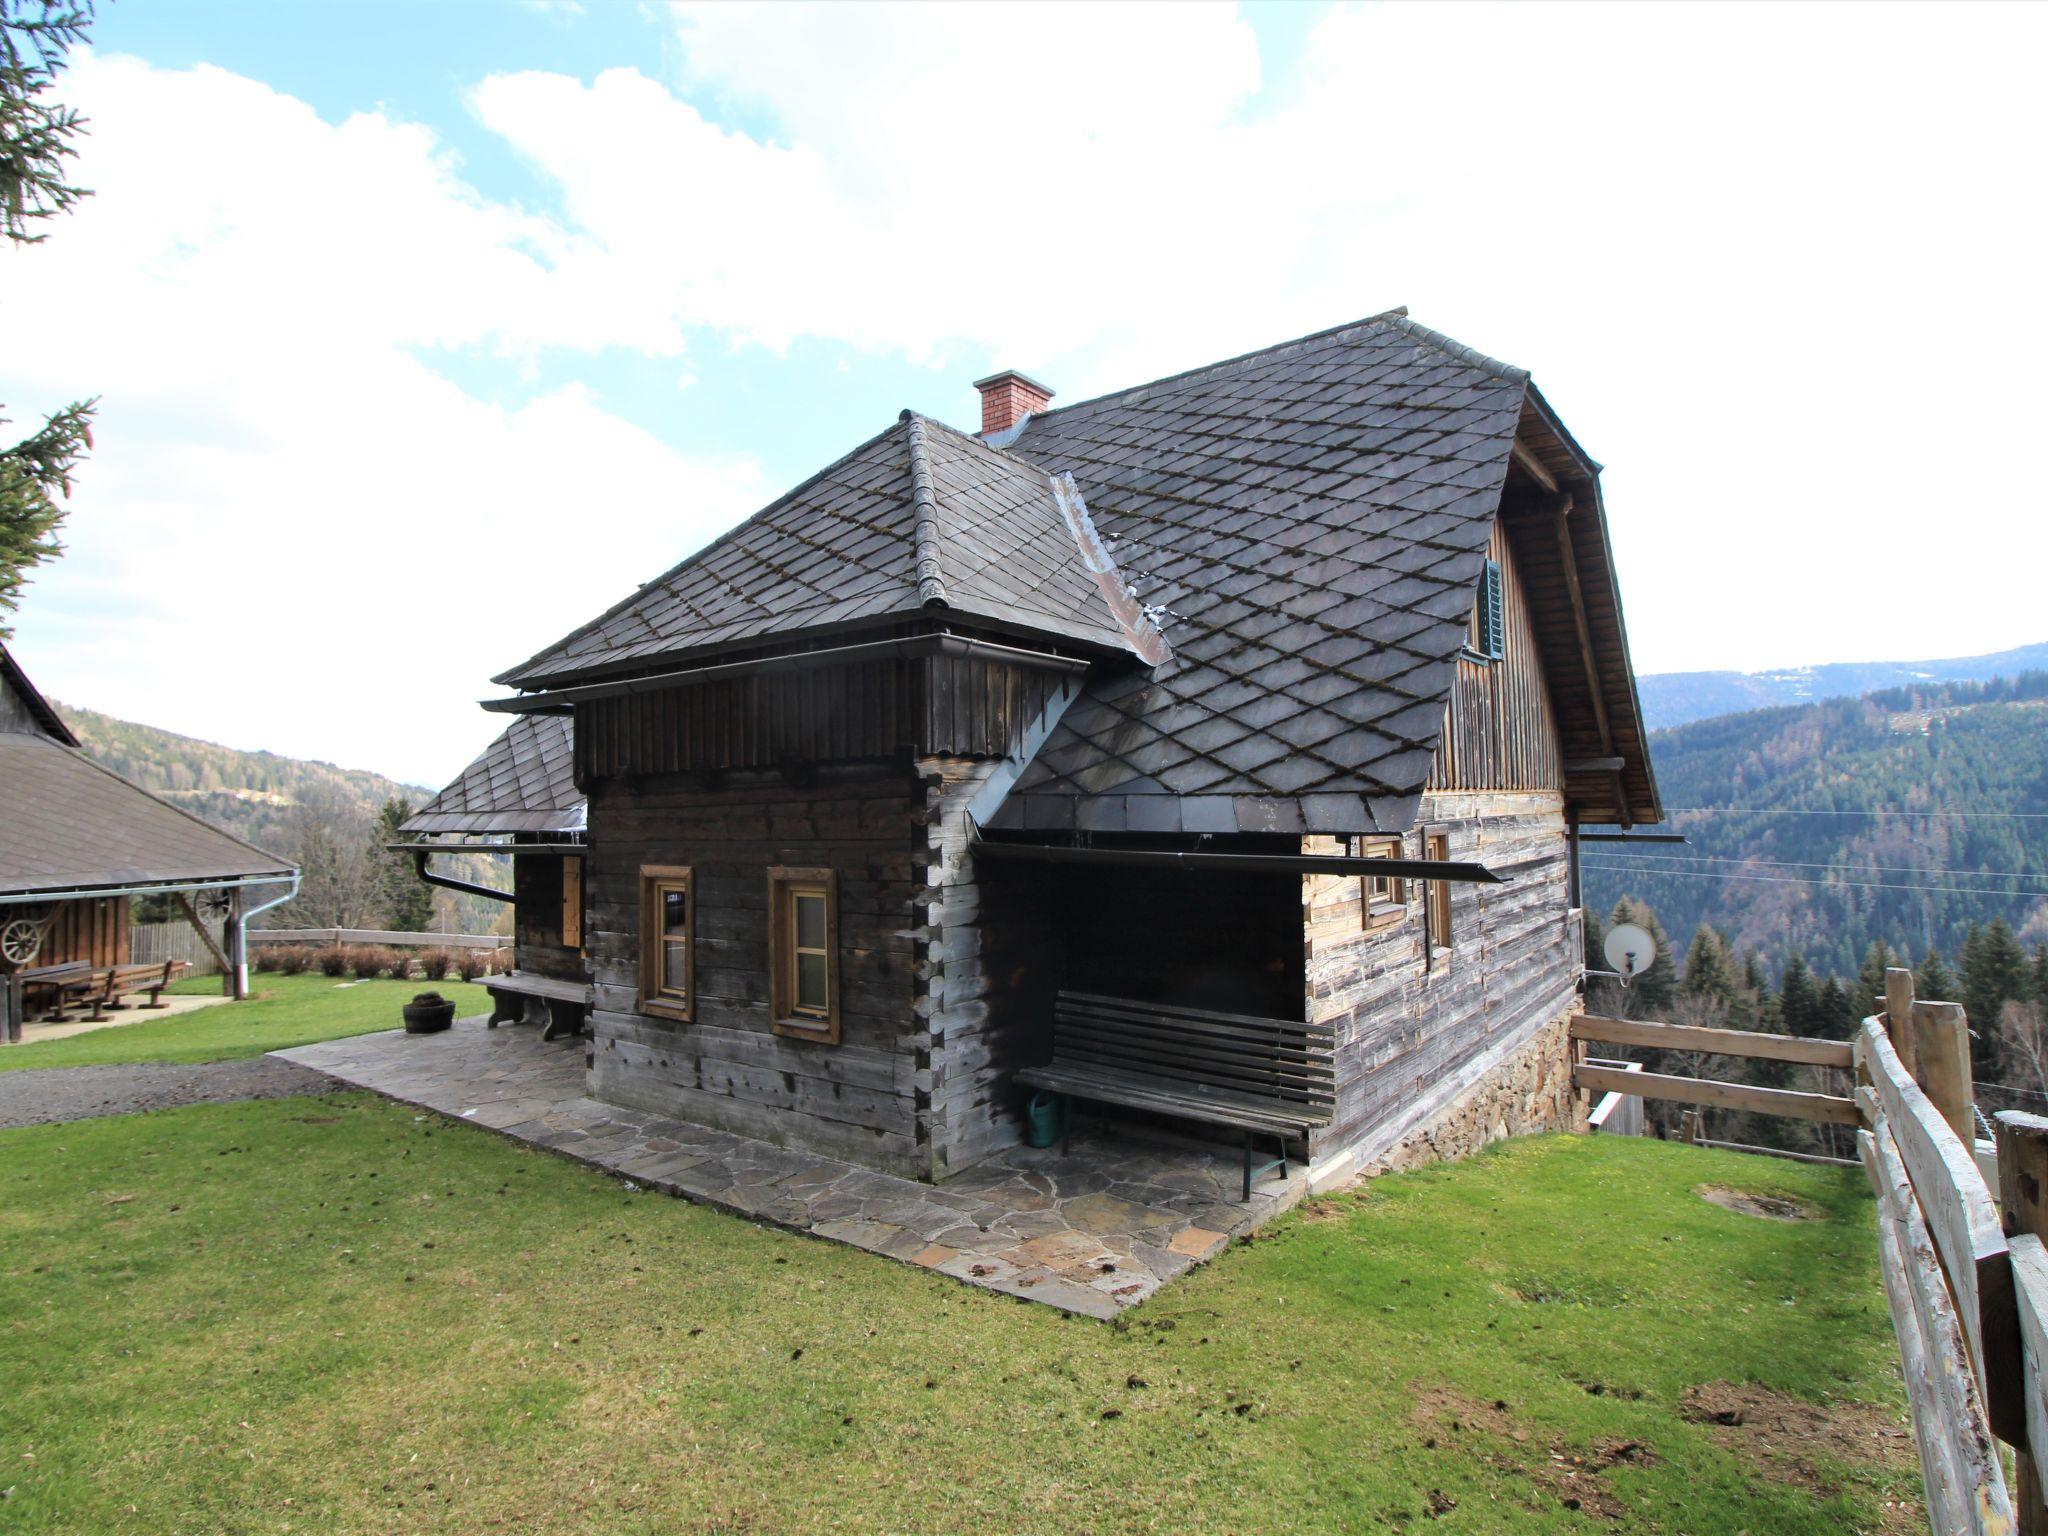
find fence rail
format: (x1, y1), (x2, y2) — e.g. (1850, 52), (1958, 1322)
(1569, 980), (2048, 1534)
(249, 928), (507, 950)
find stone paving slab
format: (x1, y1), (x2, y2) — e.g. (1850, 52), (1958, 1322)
(274, 1018), (1307, 1317)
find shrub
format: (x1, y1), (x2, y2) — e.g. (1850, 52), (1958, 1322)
(347, 945), (395, 979)
(312, 944), (350, 977)
(273, 944), (310, 976)
(385, 949), (415, 982)
(453, 946), (491, 983)
(413, 946), (454, 983)
(250, 946), (278, 973)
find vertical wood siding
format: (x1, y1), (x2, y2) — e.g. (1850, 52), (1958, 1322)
(1302, 792), (1578, 1161)
(1429, 522), (1564, 793)
(38, 896), (129, 969)
(574, 658), (1060, 779)
(583, 765), (927, 1176)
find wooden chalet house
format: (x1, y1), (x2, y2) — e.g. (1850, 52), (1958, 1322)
(458, 311), (1658, 1189)
(0, 644), (298, 1036)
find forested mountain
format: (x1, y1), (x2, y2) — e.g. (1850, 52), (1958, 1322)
(1638, 641), (2048, 730)
(1582, 673), (2048, 981)
(52, 702), (510, 933)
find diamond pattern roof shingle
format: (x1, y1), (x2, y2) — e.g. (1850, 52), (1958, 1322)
(984, 313), (1527, 835)
(498, 415), (1140, 689)
(493, 311), (1542, 837)
(402, 714), (585, 837)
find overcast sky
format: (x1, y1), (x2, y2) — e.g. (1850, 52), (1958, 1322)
(3, 1), (2042, 788)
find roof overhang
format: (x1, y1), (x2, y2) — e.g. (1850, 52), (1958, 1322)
(482, 629), (1092, 715)
(0, 871), (296, 906)
(971, 830), (1503, 883)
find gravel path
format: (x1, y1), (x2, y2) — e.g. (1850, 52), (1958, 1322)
(0, 1057), (340, 1129)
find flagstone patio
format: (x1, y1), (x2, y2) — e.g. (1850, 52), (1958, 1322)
(273, 1017), (1308, 1318)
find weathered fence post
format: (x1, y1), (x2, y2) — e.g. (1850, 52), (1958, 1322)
(1886, 966), (1921, 1081)
(1913, 998), (1975, 1146)
(1995, 1111), (2048, 1534)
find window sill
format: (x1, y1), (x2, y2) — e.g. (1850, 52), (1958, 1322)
(772, 1015), (838, 1045)
(638, 996), (693, 1024)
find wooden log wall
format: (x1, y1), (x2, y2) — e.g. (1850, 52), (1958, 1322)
(512, 854), (584, 983)
(915, 758), (1063, 1179)
(584, 765), (928, 1176)
(575, 656), (1062, 779)
(1302, 791), (1578, 1160)
(1429, 523), (1564, 793)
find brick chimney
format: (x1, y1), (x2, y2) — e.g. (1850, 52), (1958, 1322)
(974, 370), (1054, 437)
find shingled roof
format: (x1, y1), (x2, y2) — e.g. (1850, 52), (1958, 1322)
(490, 310), (1657, 836)
(402, 714), (584, 838)
(1, 646), (294, 897)
(497, 413), (1156, 689)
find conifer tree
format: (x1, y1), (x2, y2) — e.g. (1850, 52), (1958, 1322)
(1814, 976), (1858, 1041)
(374, 797), (433, 932)
(0, 1), (96, 635)
(1965, 920), (2031, 1078)
(1856, 940), (1896, 1015)
(1779, 953), (1819, 1038)
(1680, 926), (1733, 1002)
(1916, 948), (1961, 1008)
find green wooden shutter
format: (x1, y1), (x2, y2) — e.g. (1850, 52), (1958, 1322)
(1479, 559), (1505, 660)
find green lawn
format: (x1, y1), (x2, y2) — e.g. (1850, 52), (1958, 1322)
(0, 974), (492, 1072)
(0, 1100), (1915, 1534)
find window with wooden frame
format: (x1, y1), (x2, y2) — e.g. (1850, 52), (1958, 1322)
(637, 865), (693, 1021)
(1355, 836), (1406, 931)
(561, 855), (584, 951)
(1424, 831), (1453, 955)
(769, 866), (839, 1044)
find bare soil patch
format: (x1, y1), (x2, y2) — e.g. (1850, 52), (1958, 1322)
(1680, 1380), (1921, 1534)
(1410, 1385), (1655, 1523)
(1699, 1185), (1820, 1222)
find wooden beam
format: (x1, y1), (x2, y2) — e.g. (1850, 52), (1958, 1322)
(1864, 1124), (2017, 1533)
(1887, 966), (1922, 1080)
(1914, 997), (1975, 1146)
(1571, 1013), (1853, 1068)
(1511, 438), (1559, 493)
(1859, 1017), (2024, 1442)
(172, 892), (232, 975)
(1564, 756), (1626, 774)
(1572, 1062), (1859, 1125)
(1552, 494), (1627, 826)
(1995, 1111), (2048, 1527)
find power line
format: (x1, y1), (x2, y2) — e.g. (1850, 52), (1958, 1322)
(1578, 860), (2048, 903)
(1586, 851), (2048, 885)
(1660, 806), (2048, 820)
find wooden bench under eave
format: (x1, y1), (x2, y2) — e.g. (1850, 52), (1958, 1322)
(485, 971), (594, 1041)
(1015, 990), (1336, 1201)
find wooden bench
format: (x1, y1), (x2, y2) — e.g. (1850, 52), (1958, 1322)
(90, 961), (190, 1019)
(1015, 990), (1336, 1200)
(485, 971), (594, 1042)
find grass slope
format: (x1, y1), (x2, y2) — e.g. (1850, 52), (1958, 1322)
(0, 975), (490, 1073)
(0, 1098), (1913, 1534)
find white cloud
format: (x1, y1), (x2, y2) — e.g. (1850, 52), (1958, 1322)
(476, 0), (2048, 671)
(2, 52), (762, 785)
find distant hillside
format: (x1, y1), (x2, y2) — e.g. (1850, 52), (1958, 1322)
(1638, 641), (2048, 730)
(1583, 672), (2048, 978)
(52, 702), (510, 933)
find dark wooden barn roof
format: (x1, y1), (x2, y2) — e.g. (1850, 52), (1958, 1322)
(490, 312), (1659, 833)
(0, 646), (294, 897)
(402, 714), (585, 838)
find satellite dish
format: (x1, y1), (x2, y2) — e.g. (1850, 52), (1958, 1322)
(1604, 923), (1656, 982)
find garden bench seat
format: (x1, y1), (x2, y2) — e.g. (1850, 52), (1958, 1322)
(1015, 990), (1336, 1200)
(485, 971), (593, 1041)
(92, 960), (189, 1018)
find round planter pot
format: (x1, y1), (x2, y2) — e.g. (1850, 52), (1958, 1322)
(403, 994), (457, 1034)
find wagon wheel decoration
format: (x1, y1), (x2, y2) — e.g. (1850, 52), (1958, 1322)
(1, 908), (53, 968)
(194, 888), (234, 922)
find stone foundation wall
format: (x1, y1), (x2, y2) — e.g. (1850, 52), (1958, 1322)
(1338, 1007), (1585, 1184)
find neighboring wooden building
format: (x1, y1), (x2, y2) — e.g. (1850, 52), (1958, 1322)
(0, 644), (297, 1035)
(465, 312), (1659, 1185)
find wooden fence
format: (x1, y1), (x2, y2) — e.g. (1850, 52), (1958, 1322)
(130, 920), (224, 978)
(249, 928), (507, 951)
(1572, 972), (2048, 1535)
